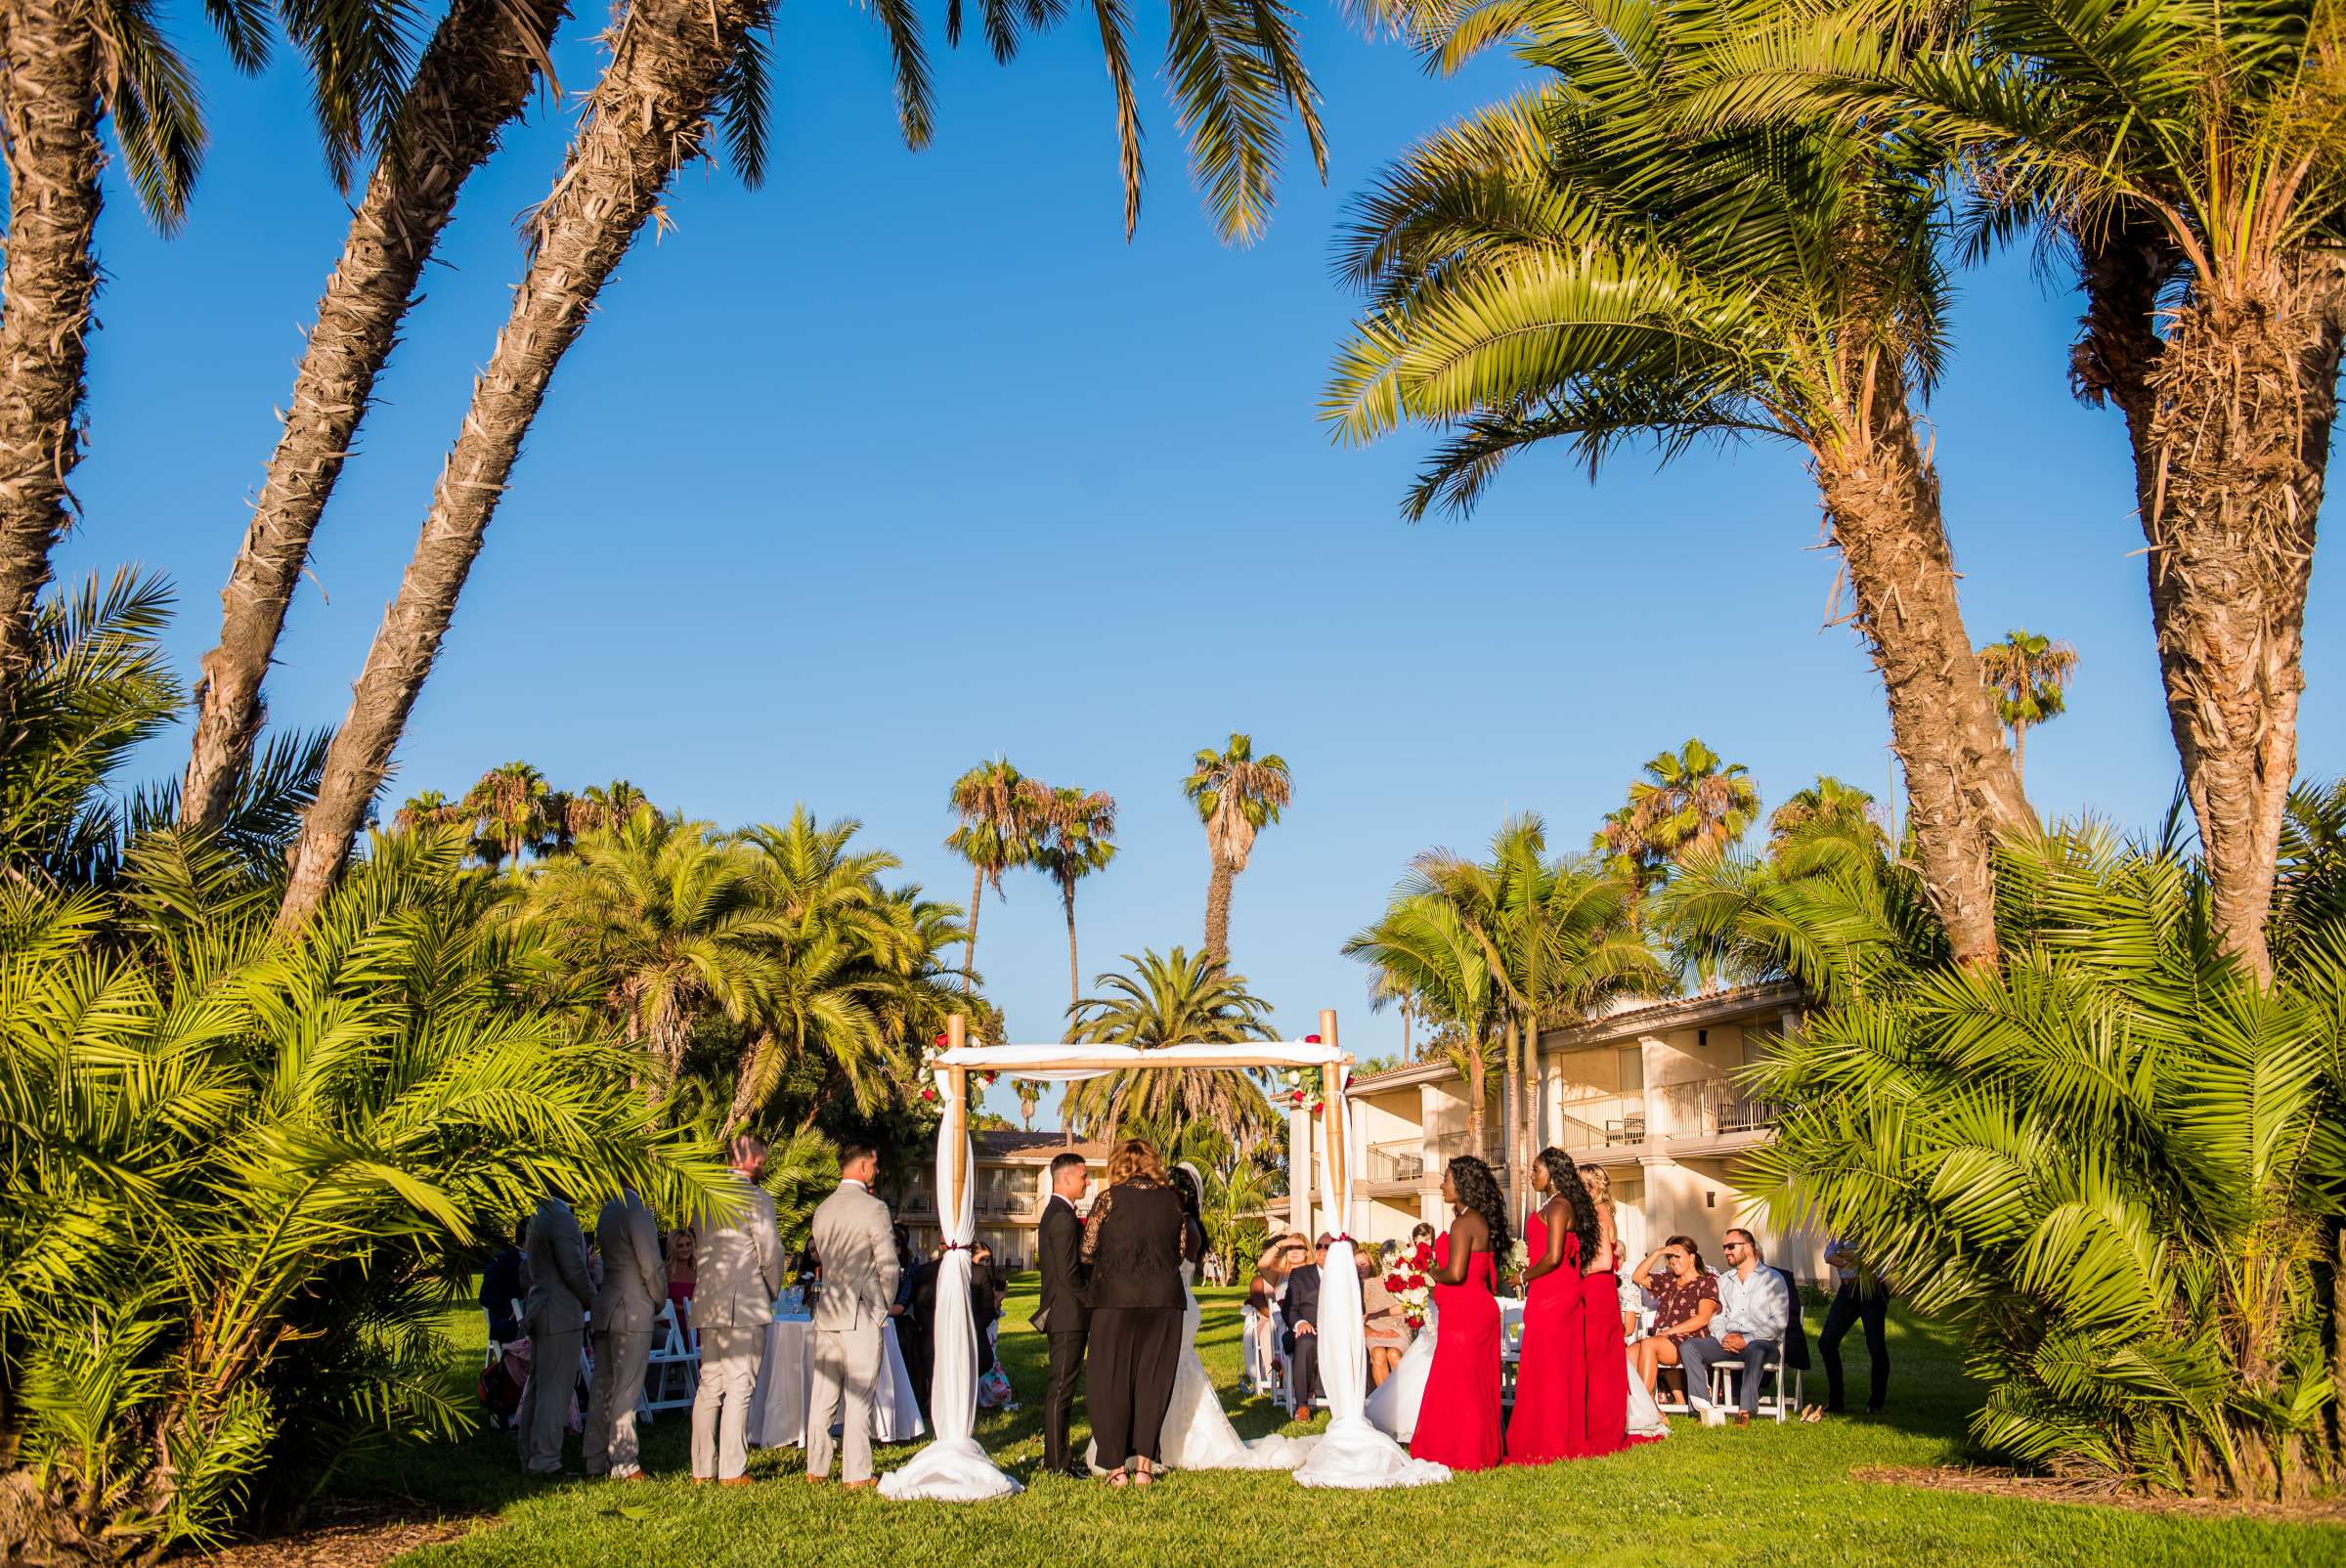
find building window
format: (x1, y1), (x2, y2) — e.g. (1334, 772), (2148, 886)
(1617, 1046), (1643, 1094)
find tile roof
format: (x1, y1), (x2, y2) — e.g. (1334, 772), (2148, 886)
(972, 1129), (1110, 1162)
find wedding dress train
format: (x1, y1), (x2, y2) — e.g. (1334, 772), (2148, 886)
(1090, 1264), (1315, 1472)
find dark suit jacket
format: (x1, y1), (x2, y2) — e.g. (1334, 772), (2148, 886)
(1035, 1194), (1090, 1335)
(1282, 1263), (1323, 1330)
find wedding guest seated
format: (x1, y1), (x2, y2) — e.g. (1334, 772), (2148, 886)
(1361, 1250), (1407, 1386)
(1676, 1229), (1792, 1424)
(480, 1221), (526, 1344)
(1628, 1236), (1718, 1398)
(1281, 1235), (1330, 1414)
(1246, 1242), (1287, 1392)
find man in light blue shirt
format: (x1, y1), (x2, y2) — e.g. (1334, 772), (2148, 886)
(1678, 1229), (1790, 1422)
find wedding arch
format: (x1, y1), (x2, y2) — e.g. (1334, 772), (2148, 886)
(877, 1010), (1451, 1502)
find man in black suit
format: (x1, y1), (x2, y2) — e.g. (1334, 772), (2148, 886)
(1035, 1152), (1093, 1478)
(1281, 1234), (1330, 1416)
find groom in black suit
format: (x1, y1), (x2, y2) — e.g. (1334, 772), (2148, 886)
(1281, 1234), (1329, 1415)
(1035, 1152), (1093, 1478)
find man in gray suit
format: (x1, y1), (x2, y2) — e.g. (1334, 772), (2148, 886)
(586, 1185), (668, 1480)
(806, 1139), (899, 1488)
(519, 1190), (592, 1477)
(691, 1134), (786, 1484)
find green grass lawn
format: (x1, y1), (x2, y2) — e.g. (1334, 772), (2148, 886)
(340, 1280), (2343, 1567)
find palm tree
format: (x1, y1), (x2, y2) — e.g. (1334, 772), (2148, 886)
(0, 0), (420, 745)
(1708, 0), (2343, 981)
(1063, 947), (1278, 1146)
(1767, 775), (1884, 851)
(1184, 732), (1293, 965)
(1345, 893), (1501, 1151)
(451, 759), (557, 870)
(945, 758), (1044, 983)
(567, 778), (656, 837)
(177, 0), (570, 830)
(1593, 739), (1760, 893)
(392, 789), (452, 834)
(1977, 631), (2078, 787)
(522, 813), (782, 1103)
(1013, 1077), (1045, 1130)
(1408, 815), (1667, 1207)
(1031, 785), (1118, 1014)
(273, 0), (1343, 931)
(1325, 0), (2033, 967)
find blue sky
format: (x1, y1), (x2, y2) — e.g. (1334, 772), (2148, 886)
(56, 4), (2343, 1119)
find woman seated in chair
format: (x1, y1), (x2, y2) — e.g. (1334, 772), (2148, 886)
(1627, 1236), (1718, 1395)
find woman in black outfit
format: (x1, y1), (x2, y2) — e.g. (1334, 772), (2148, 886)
(1081, 1137), (1195, 1487)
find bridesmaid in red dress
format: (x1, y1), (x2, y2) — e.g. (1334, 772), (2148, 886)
(1411, 1154), (1508, 1471)
(1505, 1149), (1599, 1462)
(1575, 1160), (1637, 1454)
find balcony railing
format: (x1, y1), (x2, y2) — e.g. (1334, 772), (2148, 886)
(1430, 1128), (1507, 1165)
(1550, 1093), (1649, 1150)
(1364, 1139), (1425, 1184)
(1650, 1076), (1784, 1140)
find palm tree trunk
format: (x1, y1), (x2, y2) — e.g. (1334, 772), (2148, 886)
(2012, 721), (2027, 789)
(276, 0), (778, 931)
(1499, 1015), (1522, 1216)
(1203, 859), (1235, 965)
(722, 1031), (772, 1138)
(179, 0), (567, 828)
(1464, 1041), (1486, 1149)
(2078, 243), (2340, 985)
(965, 864), (984, 983)
(1811, 361), (2035, 969)
(0, 0), (103, 740)
(1063, 877), (1081, 1015)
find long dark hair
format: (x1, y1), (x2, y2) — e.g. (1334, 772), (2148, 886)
(1446, 1155), (1511, 1262)
(1169, 1163), (1201, 1221)
(1535, 1147), (1601, 1266)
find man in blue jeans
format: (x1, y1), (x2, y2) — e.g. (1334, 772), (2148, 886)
(1678, 1229), (1789, 1424)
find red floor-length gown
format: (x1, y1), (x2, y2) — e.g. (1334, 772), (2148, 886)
(1580, 1247), (1637, 1454)
(1411, 1234), (1503, 1471)
(1504, 1212), (1587, 1463)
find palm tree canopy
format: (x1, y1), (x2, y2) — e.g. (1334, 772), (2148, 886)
(1767, 774), (1884, 849)
(1324, 0), (1953, 518)
(1032, 785), (1119, 888)
(1594, 736), (1760, 887)
(1977, 630), (2078, 730)
(946, 758), (1047, 896)
(1184, 732), (1293, 872)
(1063, 947), (1279, 1145)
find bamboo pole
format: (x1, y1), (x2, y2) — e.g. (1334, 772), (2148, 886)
(1320, 1009), (1347, 1230)
(947, 1014), (968, 1222)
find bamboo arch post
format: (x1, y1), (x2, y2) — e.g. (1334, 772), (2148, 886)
(1321, 1007), (1347, 1225)
(946, 1013), (969, 1222)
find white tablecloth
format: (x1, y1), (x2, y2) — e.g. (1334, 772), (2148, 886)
(746, 1317), (925, 1449)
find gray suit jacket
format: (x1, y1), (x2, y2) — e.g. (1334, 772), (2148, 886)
(809, 1180), (898, 1333)
(524, 1195), (593, 1333)
(591, 1187), (669, 1333)
(693, 1172), (786, 1329)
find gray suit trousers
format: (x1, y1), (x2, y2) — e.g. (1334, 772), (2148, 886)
(691, 1326), (763, 1480)
(585, 1328), (652, 1475)
(806, 1322), (884, 1483)
(518, 1326), (582, 1474)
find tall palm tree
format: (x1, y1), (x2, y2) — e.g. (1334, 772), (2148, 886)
(0, 0), (422, 744)
(177, 0), (570, 830)
(392, 788), (451, 834)
(1594, 738), (1760, 893)
(1325, 0), (2034, 967)
(522, 813), (781, 1103)
(566, 778), (656, 838)
(1977, 631), (2078, 787)
(1708, 0), (2343, 982)
(1031, 785), (1118, 1013)
(273, 0), (1342, 931)
(945, 758), (1044, 983)
(1184, 732), (1293, 965)
(1063, 947), (1278, 1146)
(455, 759), (562, 869)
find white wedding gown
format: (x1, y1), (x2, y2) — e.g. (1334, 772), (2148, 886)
(1363, 1301), (1671, 1445)
(1089, 1263), (1316, 1472)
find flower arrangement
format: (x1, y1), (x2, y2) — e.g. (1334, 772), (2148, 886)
(1280, 1070), (1325, 1115)
(1386, 1241), (1435, 1331)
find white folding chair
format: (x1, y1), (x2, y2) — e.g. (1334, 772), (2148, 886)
(640, 1299), (699, 1416)
(1240, 1304), (1269, 1393)
(1704, 1349), (1803, 1422)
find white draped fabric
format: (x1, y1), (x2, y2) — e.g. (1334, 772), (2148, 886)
(877, 1071), (1022, 1502)
(1293, 1068), (1451, 1490)
(931, 1040), (1349, 1078)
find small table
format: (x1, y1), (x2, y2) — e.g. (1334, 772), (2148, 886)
(746, 1317), (925, 1449)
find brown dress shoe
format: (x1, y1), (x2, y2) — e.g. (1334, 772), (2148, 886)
(842, 1478), (879, 1491)
(718, 1475), (757, 1487)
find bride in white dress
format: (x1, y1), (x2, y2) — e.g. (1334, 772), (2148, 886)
(1090, 1166), (1315, 1472)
